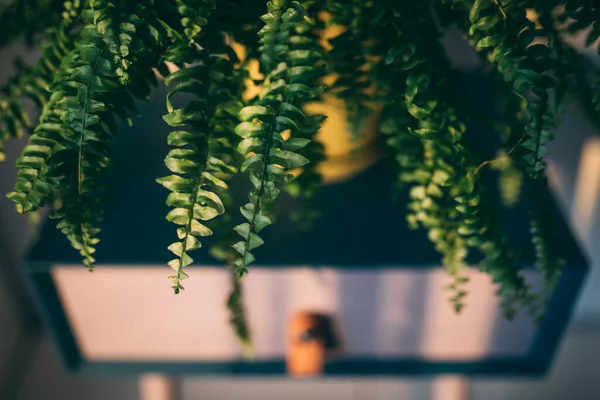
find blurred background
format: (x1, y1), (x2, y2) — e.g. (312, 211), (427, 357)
(1, 14), (600, 400)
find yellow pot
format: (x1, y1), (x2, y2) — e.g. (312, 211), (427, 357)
(232, 23), (382, 184)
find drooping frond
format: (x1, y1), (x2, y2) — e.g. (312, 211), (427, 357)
(527, 177), (564, 321)
(8, 0), (182, 268)
(280, 3), (327, 229)
(373, 1), (472, 312)
(175, 0), (213, 45)
(454, 179), (536, 320)
(490, 81), (528, 208)
(157, 2), (244, 293)
(0, 0), (590, 345)
(5, 88), (62, 213)
(44, 26), (131, 270)
(232, 0), (325, 276)
(374, 1), (536, 317)
(209, 191), (253, 356)
(89, 1), (138, 85)
(226, 269), (253, 358)
(553, 3), (600, 124)
(0, 0), (82, 162)
(460, 0), (557, 178)
(489, 67), (563, 319)
(379, 105), (424, 194)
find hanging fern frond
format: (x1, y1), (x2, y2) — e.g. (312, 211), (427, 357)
(1, 0), (588, 346)
(209, 190), (253, 356)
(88, 1), (139, 86)
(374, 1), (537, 317)
(157, 10), (244, 293)
(0, 0), (82, 162)
(281, 6), (327, 229)
(89, 0), (185, 91)
(226, 269), (253, 358)
(490, 81), (528, 208)
(44, 27), (128, 270)
(527, 177), (564, 320)
(373, 1), (472, 312)
(232, 0), (325, 276)
(455, 176), (537, 319)
(553, 4), (600, 123)
(463, 0), (557, 178)
(491, 70), (563, 319)
(0, 75), (33, 162)
(174, 0), (213, 45)
(380, 105), (424, 194)
(5, 89), (63, 213)
(9, 0), (180, 268)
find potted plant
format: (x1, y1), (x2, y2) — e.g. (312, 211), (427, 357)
(0, 0), (595, 350)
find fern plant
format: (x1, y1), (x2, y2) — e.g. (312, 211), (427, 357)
(1, 0), (595, 349)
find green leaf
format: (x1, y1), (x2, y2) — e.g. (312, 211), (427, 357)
(166, 208), (190, 225)
(193, 204), (219, 220)
(237, 137), (265, 154)
(234, 222), (251, 239)
(241, 153), (264, 172)
(476, 34), (504, 49)
(190, 219), (212, 237)
(235, 121), (267, 138)
(168, 242), (184, 257)
(282, 138), (310, 151)
(157, 175), (194, 192)
(196, 189), (224, 213)
(470, 14), (501, 33)
(239, 105), (273, 121)
(270, 148), (309, 168)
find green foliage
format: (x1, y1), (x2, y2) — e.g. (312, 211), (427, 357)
(491, 83), (528, 207)
(0, 0), (82, 162)
(232, 0), (325, 276)
(372, 1), (540, 317)
(280, 4), (327, 229)
(175, 0), (213, 45)
(371, 2), (470, 312)
(157, 2), (243, 293)
(2, 0), (596, 345)
(528, 177), (564, 321)
(40, 24), (133, 270)
(8, 0), (180, 267)
(323, 0), (375, 138)
(554, 2), (600, 123)
(460, 0), (557, 178)
(226, 270), (253, 358)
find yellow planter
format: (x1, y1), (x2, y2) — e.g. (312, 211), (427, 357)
(234, 36), (382, 184)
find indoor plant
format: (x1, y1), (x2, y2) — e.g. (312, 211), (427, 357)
(0, 0), (597, 348)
